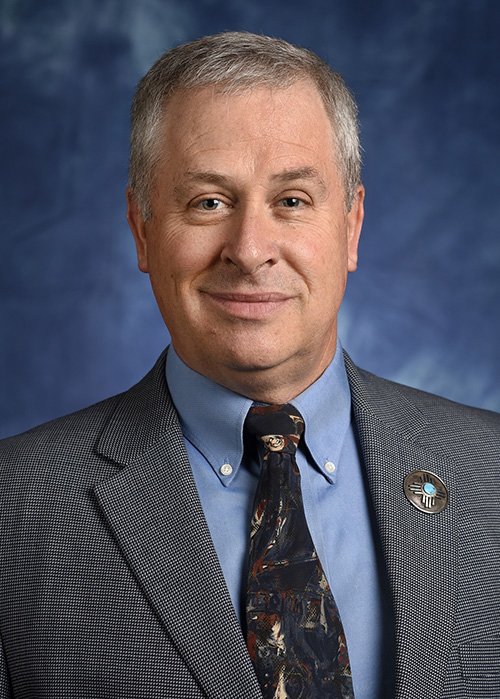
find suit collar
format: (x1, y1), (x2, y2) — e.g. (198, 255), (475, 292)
(344, 353), (457, 699)
(343, 351), (429, 439)
(95, 348), (174, 465)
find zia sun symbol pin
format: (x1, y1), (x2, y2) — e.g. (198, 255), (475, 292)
(403, 470), (448, 514)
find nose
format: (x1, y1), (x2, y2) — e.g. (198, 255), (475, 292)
(220, 205), (278, 274)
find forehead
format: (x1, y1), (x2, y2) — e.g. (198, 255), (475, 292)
(157, 81), (338, 175)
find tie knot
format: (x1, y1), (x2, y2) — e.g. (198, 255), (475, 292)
(244, 403), (304, 454)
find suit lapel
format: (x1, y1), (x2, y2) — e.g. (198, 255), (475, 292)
(92, 352), (262, 699)
(345, 355), (457, 699)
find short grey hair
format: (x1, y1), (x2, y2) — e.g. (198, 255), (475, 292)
(129, 31), (361, 219)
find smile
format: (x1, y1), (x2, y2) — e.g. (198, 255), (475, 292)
(201, 291), (294, 320)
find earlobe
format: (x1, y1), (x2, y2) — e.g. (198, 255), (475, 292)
(346, 184), (365, 272)
(126, 188), (149, 273)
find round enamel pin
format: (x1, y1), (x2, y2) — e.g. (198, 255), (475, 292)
(403, 470), (448, 514)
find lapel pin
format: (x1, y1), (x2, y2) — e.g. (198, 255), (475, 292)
(403, 470), (448, 514)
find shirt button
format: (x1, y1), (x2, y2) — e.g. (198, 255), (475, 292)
(220, 463), (233, 476)
(324, 461), (336, 474)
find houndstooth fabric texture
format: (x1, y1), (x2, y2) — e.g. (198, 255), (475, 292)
(344, 353), (500, 699)
(0, 348), (499, 698)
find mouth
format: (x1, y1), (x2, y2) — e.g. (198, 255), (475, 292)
(201, 290), (294, 320)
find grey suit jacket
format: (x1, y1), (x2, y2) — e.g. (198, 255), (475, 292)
(1, 351), (499, 698)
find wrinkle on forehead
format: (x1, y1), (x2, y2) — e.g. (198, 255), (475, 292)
(164, 81), (333, 147)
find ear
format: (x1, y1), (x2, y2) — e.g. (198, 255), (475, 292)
(346, 184), (365, 272)
(126, 188), (149, 273)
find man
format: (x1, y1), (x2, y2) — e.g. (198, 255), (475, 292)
(0, 32), (499, 699)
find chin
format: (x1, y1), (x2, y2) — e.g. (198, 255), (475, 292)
(220, 344), (289, 374)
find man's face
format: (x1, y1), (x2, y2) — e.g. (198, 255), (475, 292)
(128, 80), (364, 401)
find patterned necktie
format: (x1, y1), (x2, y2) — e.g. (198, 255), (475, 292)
(245, 403), (354, 699)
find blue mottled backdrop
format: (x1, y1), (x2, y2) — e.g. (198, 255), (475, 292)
(1, 0), (499, 437)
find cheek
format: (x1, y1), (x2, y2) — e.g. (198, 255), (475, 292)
(292, 226), (348, 291)
(147, 221), (218, 287)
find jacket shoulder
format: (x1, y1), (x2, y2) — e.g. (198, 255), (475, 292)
(0, 393), (123, 467)
(360, 363), (498, 421)
(362, 370), (500, 429)
(0, 349), (172, 479)
(348, 358), (500, 456)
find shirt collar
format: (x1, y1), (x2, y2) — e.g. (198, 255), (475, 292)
(292, 339), (352, 484)
(166, 348), (253, 486)
(165, 340), (352, 487)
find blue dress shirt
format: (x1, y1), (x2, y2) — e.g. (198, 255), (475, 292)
(166, 341), (393, 698)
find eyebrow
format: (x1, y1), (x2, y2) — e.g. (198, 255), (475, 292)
(270, 166), (329, 200)
(270, 166), (326, 189)
(173, 171), (229, 201)
(180, 171), (230, 186)
(175, 166), (328, 196)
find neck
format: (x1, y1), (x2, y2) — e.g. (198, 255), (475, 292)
(185, 347), (337, 404)
(221, 369), (323, 404)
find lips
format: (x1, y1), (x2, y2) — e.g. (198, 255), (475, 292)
(201, 290), (294, 320)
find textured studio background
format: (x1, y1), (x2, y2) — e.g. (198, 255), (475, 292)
(1, 0), (499, 438)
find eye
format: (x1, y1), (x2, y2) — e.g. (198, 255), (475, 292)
(196, 198), (225, 211)
(279, 197), (304, 208)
